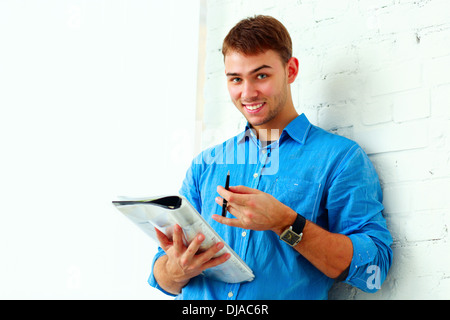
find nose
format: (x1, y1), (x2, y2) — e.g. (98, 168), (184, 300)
(241, 81), (258, 101)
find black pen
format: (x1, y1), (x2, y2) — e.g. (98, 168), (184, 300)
(222, 170), (230, 217)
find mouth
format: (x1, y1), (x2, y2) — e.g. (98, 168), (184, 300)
(242, 102), (266, 113)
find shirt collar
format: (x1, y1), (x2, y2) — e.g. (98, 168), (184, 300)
(236, 123), (258, 145)
(236, 113), (312, 145)
(282, 113), (312, 145)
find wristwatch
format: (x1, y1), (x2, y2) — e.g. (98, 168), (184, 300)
(279, 213), (306, 247)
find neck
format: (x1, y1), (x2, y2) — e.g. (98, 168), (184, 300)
(253, 103), (298, 142)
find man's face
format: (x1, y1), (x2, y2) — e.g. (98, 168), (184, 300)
(224, 50), (292, 129)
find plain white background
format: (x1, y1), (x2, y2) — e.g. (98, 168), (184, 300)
(0, 0), (200, 299)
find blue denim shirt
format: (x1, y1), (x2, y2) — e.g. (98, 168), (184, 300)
(149, 113), (393, 299)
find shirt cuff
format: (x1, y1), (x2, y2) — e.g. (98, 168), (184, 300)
(148, 249), (178, 297)
(345, 233), (379, 290)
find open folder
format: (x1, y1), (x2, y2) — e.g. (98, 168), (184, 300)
(112, 195), (255, 284)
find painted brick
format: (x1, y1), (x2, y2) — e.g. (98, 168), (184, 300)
(311, 17), (367, 48)
(367, 59), (422, 97)
(419, 27), (450, 59)
(382, 183), (413, 214)
(400, 211), (447, 243)
(355, 120), (429, 155)
(374, 1), (450, 36)
(412, 179), (450, 211)
(296, 53), (322, 81)
(393, 88), (430, 123)
(357, 0), (394, 11)
(390, 241), (450, 280)
(203, 72), (228, 104)
(312, 0), (351, 22)
(435, 277), (450, 299)
(431, 84), (450, 119)
(370, 149), (434, 184)
(423, 55), (450, 87)
(301, 73), (364, 106)
(375, 5), (417, 35)
(361, 95), (393, 126)
(282, 2), (315, 34)
(317, 102), (357, 132)
(410, 0), (450, 31)
(320, 46), (359, 76)
(240, 0), (278, 16)
(356, 37), (407, 72)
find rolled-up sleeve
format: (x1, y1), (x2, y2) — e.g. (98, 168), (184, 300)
(346, 231), (392, 292)
(148, 248), (177, 297)
(326, 145), (393, 293)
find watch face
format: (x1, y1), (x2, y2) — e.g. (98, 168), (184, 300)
(280, 229), (301, 246)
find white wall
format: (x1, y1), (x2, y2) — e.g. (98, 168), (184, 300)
(0, 0), (200, 299)
(203, 0), (450, 299)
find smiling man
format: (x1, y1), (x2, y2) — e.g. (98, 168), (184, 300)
(149, 15), (393, 300)
(225, 49), (298, 141)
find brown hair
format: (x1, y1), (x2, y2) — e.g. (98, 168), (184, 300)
(222, 15), (292, 64)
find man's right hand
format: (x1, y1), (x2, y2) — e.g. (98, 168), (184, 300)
(153, 224), (231, 294)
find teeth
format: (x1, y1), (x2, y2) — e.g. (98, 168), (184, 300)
(244, 103), (264, 110)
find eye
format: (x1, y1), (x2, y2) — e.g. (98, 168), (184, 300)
(231, 77), (242, 83)
(257, 74), (267, 80)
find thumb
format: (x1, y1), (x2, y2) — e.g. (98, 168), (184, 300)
(154, 227), (171, 251)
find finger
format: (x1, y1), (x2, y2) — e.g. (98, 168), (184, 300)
(200, 252), (231, 272)
(154, 227), (171, 251)
(228, 185), (259, 194)
(215, 196), (225, 207)
(214, 196), (234, 213)
(225, 201), (238, 215)
(212, 214), (245, 228)
(192, 241), (225, 269)
(214, 199), (242, 220)
(217, 185), (248, 206)
(183, 233), (205, 263)
(172, 224), (185, 253)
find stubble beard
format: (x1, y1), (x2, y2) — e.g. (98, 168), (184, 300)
(244, 82), (288, 128)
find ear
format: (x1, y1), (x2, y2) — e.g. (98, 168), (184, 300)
(286, 57), (299, 84)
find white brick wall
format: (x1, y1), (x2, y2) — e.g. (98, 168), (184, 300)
(201, 0), (450, 299)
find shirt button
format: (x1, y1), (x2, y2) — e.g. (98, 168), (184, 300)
(253, 173), (259, 178)
(241, 231), (247, 237)
(262, 149), (267, 154)
(228, 291), (233, 298)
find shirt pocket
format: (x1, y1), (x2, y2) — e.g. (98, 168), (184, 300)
(271, 178), (322, 223)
